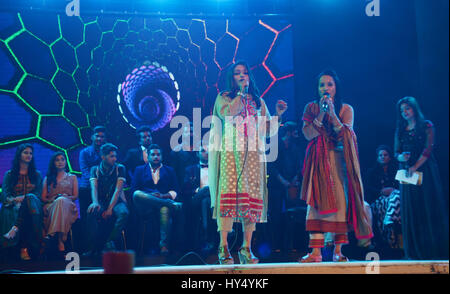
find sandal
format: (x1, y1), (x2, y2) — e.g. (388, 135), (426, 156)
(333, 254), (349, 262)
(299, 253), (322, 263)
(238, 247), (259, 264)
(20, 248), (31, 261)
(3, 226), (18, 240)
(218, 245), (234, 265)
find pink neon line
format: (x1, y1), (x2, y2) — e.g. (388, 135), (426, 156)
(279, 24), (292, 33)
(259, 20), (279, 34)
(226, 20), (240, 64)
(277, 74), (294, 81)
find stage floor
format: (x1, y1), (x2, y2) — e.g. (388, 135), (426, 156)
(33, 260), (448, 274)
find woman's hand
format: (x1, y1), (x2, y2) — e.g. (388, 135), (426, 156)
(324, 98), (337, 119)
(276, 100), (288, 116)
(397, 152), (411, 162)
(87, 202), (101, 214)
(239, 80), (249, 95)
(102, 207), (113, 220)
(319, 96), (328, 114)
(13, 195), (25, 204)
(407, 165), (417, 178)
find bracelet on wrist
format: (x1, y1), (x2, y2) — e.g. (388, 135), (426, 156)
(334, 124), (343, 131)
(313, 118), (323, 128)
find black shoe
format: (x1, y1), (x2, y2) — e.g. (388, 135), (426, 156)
(104, 241), (116, 252)
(82, 250), (101, 258)
(160, 246), (169, 256)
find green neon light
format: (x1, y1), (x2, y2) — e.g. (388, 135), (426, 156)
(0, 137), (36, 147)
(4, 28), (25, 44)
(35, 135), (64, 151)
(17, 13), (25, 29)
(13, 93), (41, 116)
(64, 149), (74, 172)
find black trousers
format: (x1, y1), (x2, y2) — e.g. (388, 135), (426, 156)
(15, 194), (43, 259)
(87, 202), (129, 252)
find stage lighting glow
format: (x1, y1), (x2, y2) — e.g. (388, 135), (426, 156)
(117, 63), (180, 131)
(1, 12), (294, 176)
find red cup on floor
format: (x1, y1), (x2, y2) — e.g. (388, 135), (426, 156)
(103, 251), (135, 274)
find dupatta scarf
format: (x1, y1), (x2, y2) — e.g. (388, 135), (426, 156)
(301, 102), (373, 239)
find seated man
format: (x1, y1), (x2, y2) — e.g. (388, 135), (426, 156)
(86, 143), (129, 256)
(182, 146), (216, 252)
(123, 125), (153, 184)
(132, 144), (182, 255)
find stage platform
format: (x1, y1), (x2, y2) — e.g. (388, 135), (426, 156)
(34, 260), (448, 274)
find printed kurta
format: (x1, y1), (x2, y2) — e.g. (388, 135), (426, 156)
(209, 92), (278, 224)
(43, 173), (78, 236)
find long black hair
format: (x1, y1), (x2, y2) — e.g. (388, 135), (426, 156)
(225, 60), (261, 109)
(395, 96), (427, 138)
(316, 69), (343, 115)
(46, 151), (69, 191)
(375, 145), (397, 169)
(9, 143), (38, 189)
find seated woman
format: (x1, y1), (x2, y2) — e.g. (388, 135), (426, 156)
(1, 143), (43, 261)
(41, 152), (79, 254)
(366, 145), (402, 252)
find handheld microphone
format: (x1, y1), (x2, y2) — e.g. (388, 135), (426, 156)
(322, 92), (330, 112)
(243, 84), (249, 95)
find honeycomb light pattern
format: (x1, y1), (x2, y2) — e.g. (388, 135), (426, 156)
(0, 12), (294, 179)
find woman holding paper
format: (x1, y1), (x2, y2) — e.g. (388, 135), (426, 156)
(395, 96), (448, 260)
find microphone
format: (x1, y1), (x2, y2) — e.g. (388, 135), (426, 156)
(243, 84), (249, 95)
(322, 92), (329, 112)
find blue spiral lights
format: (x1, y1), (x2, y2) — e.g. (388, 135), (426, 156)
(117, 62), (180, 131)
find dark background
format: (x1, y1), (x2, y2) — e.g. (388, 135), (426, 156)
(0, 0), (448, 200)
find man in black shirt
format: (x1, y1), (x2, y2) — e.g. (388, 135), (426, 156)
(86, 143), (129, 255)
(123, 125), (153, 183)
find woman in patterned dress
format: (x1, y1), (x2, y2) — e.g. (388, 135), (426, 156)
(41, 152), (78, 254)
(208, 61), (287, 264)
(395, 96), (448, 260)
(1, 143), (43, 260)
(367, 145), (402, 254)
(299, 69), (372, 263)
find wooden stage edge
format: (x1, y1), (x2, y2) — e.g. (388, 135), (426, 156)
(35, 260), (448, 274)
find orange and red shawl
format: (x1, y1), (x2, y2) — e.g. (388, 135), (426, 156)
(301, 102), (373, 240)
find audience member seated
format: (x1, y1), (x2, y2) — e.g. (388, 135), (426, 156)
(132, 144), (182, 255)
(85, 143), (129, 256)
(78, 126), (107, 253)
(123, 125), (153, 184)
(366, 145), (402, 256)
(123, 125), (153, 251)
(169, 122), (198, 188)
(41, 152), (78, 256)
(1, 144), (43, 261)
(182, 146), (216, 253)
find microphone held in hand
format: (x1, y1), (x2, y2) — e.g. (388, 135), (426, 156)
(240, 79), (249, 96)
(321, 92), (330, 112)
